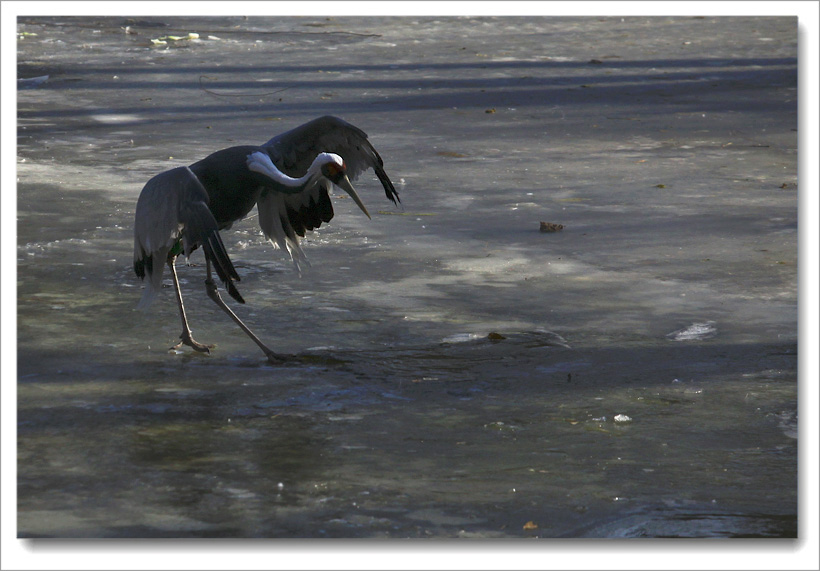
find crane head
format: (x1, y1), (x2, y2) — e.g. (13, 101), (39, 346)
(316, 153), (371, 219)
(319, 154), (346, 182)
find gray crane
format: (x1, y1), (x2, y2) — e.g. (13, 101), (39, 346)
(133, 116), (399, 363)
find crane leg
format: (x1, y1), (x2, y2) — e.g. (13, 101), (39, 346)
(168, 256), (214, 354)
(203, 259), (286, 364)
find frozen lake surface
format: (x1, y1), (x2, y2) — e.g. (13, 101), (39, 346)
(16, 16), (797, 538)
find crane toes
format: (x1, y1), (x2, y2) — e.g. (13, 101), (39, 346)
(171, 330), (215, 354)
(264, 350), (288, 365)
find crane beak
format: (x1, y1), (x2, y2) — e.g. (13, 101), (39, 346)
(336, 174), (371, 219)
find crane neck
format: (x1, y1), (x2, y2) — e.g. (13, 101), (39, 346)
(246, 151), (324, 192)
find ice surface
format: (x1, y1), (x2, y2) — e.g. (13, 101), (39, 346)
(15, 15), (796, 538)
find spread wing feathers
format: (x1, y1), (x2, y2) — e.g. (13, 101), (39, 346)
(133, 166), (243, 310)
(257, 178), (335, 274)
(263, 115), (400, 205)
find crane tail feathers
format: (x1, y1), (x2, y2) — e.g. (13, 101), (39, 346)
(225, 276), (246, 304)
(134, 247), (170, 311)
(134, 165), (246, 308)
(201, 229), (245, 304)
(135, 283), (159, 311)
(204, 229), (240, 282)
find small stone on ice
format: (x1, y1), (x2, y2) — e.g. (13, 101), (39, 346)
(540, 221), (564, 232)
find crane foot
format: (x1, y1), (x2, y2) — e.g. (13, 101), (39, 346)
(265, 350), (289, 365)
(171, 329), (214, 354)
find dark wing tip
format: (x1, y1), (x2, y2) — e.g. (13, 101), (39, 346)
(363, 140), (400, 205)
(376, 165), (400, 205)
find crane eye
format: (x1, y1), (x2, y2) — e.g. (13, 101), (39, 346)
(323, 163), (338, 178)
(322, 161), (346, 181)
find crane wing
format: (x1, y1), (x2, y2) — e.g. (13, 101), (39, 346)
(133, 166), (243, 309)
(263, 115), (400, 205)
(256, 174), (335, 274)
